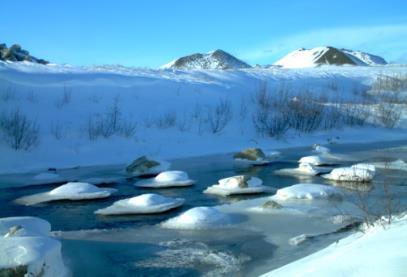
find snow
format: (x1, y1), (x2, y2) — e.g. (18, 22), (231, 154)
(161, 207), (236, 229)
(15, 182), (117, 205)
(312, 144), (330, 154)
(0, 61), (406, 174)
(161, 49), (250, 70)
(322, 166), (375, 182)
(134, 170), (194, 188)
(274, 163), (324, 177)
(0, 217), (50, 237)
(373, 159), (407, 171)
(298, 155), (329, 166)
(95, 193), (184, 215)
(351, 163), (376, 172)
(204, 175), (269, 196)
(33, 172), (60, 181)
(342, 48), (387, 66)
(275, 184), (343, 201)
(262, 214), (407, 277)
(275, 47), (387, 68)
(0, 217), (68, 277)
(274, 47), (330, 68)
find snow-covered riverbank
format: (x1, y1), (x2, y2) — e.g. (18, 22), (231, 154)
(1, 62), (406, 174)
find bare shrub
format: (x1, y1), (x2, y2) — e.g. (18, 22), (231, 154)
(371, 74), (407, 93)
(207, 99), (233, 133)
(375, 103), (401, 128)
(50, 121), (66, 140)
(341, 103), (372, 127)
(26, 90), (38, 103)
(0, 109), (39, 150)
(87, 97), (136, 140)
(176, 113), (192, 132)
(55, 86), (72, 108)
(252, 84), (290, 138)
(1, 87), (16, 102)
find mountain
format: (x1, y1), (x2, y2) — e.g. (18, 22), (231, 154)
(274, 46), (387, 68)
(161, 49), (251, 70)
(0, 43), (48, 64)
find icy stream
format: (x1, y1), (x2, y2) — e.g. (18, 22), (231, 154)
(0, 140), (406, 276)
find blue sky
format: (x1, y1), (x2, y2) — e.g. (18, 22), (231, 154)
(2, 0), (407, 67)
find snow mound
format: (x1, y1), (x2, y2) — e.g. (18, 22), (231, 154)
(0, 217), (67, 277)
(126, 156), (170, 177)
(262, 215), (407, 277)
(161, 49), (251, 70)
(274, 163), (325, 177)
(161, 207), (235, 229)
(322, 166), (375, 182)
(95, 193), (184, 215)
(298, 155), (329, 166)
(276, 184), (343, 201)
(134, 170), (194, 188)
(15, 182), (117, 205)
(33, 172), (60, 181)
(204, 175), (269, 196)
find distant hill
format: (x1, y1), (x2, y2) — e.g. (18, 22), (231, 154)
(0, 43), (48, 64)
(274, 46), (387, 68)
(161, 49), (251, 70)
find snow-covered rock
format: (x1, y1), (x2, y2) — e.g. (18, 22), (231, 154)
(126, 156), (170, 177)
(15, 182), (117, 205)
(161, 49), (251, 70)
(233, 148), (272, 165)
(322, 166), (375, 182)
(274, 46), (386, 68)
(298, 155), (329, 166)
(161, 207), (235, 229)
(275, 184), (343, 201)
(262, 214), (407, 277)
(204, 175), (268, 196)
(312, 144), (330, 154)
(0, 217), (67, 277)
(134, 170), (194, 188)
(95, 193), (184, 215)
(0, 43), (48, 64)
(274, 163), (326, 177)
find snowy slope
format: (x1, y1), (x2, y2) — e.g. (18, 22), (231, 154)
(262, 214), (407, 277)
(0, 61), (406, 173)
(161, 49), (251, 70)
(275, 47), (386, 68)
(341, 49), (387, 66)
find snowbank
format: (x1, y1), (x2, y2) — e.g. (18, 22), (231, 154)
(262, 214), (407, 277)
(161, 207), (236, 229)
(95, 193), (184, 215)
(204, 175), (269, 196)
(0, 217), (68, 277)
(275, 184), (343, 201)
(15, 182), (117, 205)
(134, 170), (194, 188)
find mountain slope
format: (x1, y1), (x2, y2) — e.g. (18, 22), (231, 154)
(274, 46), (386, 68)
(161, 49), (251, 70)
(0, 43), (48, 64)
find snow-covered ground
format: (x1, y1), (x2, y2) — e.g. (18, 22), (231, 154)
(262, 214), (407, 277)
(0, 61), (406, 174)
